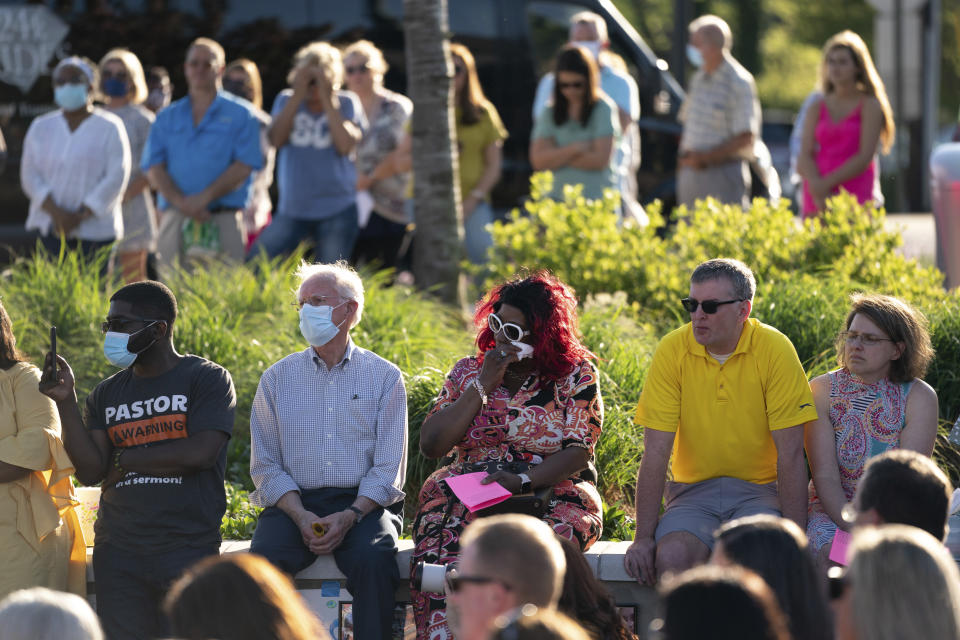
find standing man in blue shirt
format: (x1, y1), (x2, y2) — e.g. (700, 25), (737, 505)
(249, 260), (407, 640)
(143, 38), (264, 271)
(247, 42), (366, 263)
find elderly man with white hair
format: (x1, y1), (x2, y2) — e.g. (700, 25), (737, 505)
(249, 260), (407, 640)
(677, 14), (761, 210)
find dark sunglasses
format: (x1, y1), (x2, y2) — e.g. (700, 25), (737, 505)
(680, 298), (743, 314)
(558, 81), (584, 89)
(345, 64), (370, 75)
(101, 317), (161, 334)
(445, 570), (508, 593)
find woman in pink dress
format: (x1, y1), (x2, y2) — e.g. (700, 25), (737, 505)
(798, 31), (894, 218)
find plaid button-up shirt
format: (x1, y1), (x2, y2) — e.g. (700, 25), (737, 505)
(679, 52), (761, 157)
(249, 339), (407, 508)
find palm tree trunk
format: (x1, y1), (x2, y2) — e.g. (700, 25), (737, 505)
(403, 0), (466, 306)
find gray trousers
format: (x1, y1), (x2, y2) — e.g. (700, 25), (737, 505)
(677, 161), (751, 210)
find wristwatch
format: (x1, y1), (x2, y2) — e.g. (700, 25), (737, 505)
(473, 378), (488, 407)
(347, 505), (364, 524)
(517, 473), (532, 494)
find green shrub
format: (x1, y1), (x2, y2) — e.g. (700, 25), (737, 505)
(6, 187), (960, 539)
(221, 482), (261, 540)
(486, 177), (960, 488)
(487, 177), (945, 325)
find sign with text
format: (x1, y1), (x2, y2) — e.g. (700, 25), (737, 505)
(0, 6), (68, 93)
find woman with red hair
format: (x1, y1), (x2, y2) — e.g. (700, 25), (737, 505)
(411, 271), (604, 639)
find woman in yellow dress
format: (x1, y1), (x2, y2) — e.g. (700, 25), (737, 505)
(0, 301), (84, 597)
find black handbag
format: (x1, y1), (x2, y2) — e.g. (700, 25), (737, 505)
(459, 460), (554, 519)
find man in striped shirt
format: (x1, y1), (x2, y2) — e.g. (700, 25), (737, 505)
(676, 15), (761, 210)
(249, 260), (408, 639)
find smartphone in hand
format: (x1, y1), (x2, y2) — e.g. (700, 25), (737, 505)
(39, 326), (57, 390)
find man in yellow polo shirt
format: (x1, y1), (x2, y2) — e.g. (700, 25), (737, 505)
(624, 258), (817, 585)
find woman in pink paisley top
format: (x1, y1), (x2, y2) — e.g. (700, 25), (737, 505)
(805, 293), (938, 569)
(411, 271), (603, 639)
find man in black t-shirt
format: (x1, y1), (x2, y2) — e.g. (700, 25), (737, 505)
(40, 280), (236, 640)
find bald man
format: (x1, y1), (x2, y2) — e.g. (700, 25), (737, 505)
(676, 15), (761, 210)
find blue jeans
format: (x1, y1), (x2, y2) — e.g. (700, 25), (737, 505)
(92, 543), (218, 640)
(247, 203), (359, 263)
(251, 487), (402, 640)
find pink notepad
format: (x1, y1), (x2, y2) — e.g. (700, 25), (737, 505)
(444, 472), (512, 513)
(829, 529), (852, 566)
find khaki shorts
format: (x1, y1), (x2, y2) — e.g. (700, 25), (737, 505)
(654, 477), (781, 549)
(156, 207), (245, 275)
(677, 161), (751, 210)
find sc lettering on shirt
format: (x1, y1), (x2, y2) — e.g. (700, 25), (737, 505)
(290, 112), (331, 149)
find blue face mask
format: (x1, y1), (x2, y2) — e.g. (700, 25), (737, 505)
(54, 83), (89, 111)
(101, 77), (128, 97)
(103, 323), (157, 368)
(299, 301), (348, 347)
(686, 44), (704, 68)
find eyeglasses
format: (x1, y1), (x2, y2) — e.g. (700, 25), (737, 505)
(345, 64), (370, 75)
(558, 81), (584, 89)
(292, 295), (346, 310)
(838, 331), (893, 347)
(444, 569), (508, 593)
(680, 298), (743, 314)
(101, 317), (160, 334)
(487, 312), (530, 342)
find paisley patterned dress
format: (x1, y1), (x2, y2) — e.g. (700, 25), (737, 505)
(807, 368), (914, 550)
(411, 357), (604, 639)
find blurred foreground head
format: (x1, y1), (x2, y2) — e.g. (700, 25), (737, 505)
(656, 564), (791, 640)
(0, 587), (103, 640)
(163, 553), (328, 640)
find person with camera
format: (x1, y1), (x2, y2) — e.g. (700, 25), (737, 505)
(247, 42), (366, 263)
(411, 271), (603, 639)
(248, 260), (407, 640)
(38, 280), (237, 640)
(624, 259), (816, 586)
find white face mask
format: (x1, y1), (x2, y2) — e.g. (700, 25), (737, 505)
(571, 40), (602, 61)
(102, 322), (158, 368)
(511, 340), (534, 360)
(686, 44), (704, 68)
(299, 301), (347, 347)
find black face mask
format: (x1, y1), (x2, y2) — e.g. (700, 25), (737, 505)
(222, 79), (250, 101)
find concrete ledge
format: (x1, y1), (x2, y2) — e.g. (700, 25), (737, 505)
(85, 539), (656, 639)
